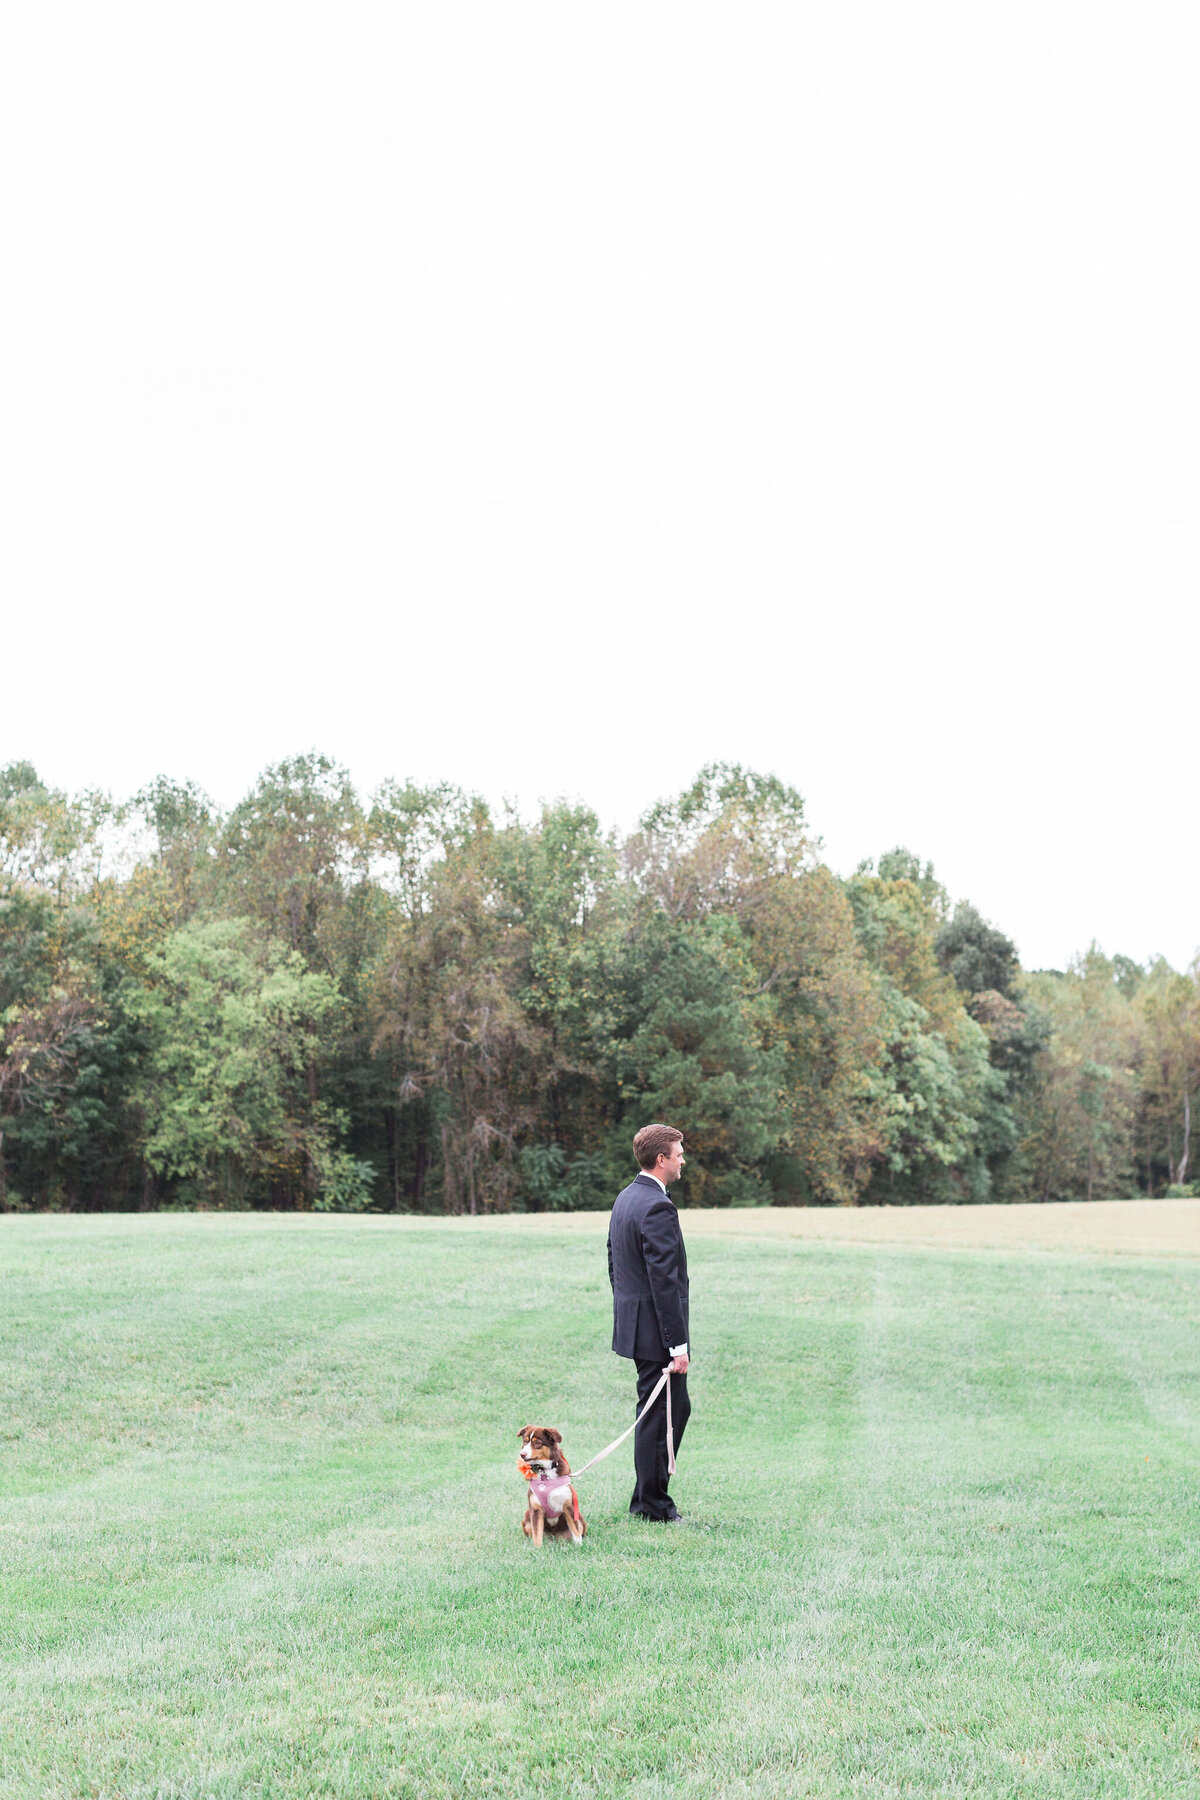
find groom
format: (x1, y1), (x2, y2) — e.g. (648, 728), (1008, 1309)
(607, 1123), (691, 1523)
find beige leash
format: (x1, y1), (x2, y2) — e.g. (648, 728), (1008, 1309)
(572, 1364), (676, 1480)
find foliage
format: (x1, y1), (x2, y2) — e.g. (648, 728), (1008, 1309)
(1136, 958), (1200, 1192)
(129, 917), (344, 1207)
(517, 1142), (611, 1210)
(310, 1146), (378, 1212)
(1017, 951), (1142, 1202)
(936, 900), (1020, 997)
(3, 756), (1198, 1209)
(0, 760), (105, 893)
(601, 911), (785, 1208)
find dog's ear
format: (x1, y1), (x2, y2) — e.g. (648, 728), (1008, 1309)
(517, 1426), (533, 1440)
(545, 1429), (562, 1444)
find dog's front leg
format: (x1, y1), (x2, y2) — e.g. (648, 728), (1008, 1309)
(565, 1486), (587, 1545)
(530, 1500), (545, 1547)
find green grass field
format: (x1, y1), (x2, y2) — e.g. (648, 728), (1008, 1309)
(3, 1215), (1200, 1799)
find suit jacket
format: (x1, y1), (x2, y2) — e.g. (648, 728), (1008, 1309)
(607, 1172), (690, 1361)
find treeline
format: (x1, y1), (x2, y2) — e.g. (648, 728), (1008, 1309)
(0, 755), (1196, 1212)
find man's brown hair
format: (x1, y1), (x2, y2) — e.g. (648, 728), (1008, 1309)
(632, 1122), (683, 1170)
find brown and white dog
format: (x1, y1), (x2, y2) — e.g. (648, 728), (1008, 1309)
(518, 1426), (587, 1546)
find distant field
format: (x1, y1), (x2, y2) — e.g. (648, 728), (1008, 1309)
(3, 1212), (1200, 1798)
(452, 1196), (1200, 1260)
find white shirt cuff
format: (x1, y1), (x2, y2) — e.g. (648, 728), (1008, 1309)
(669, 1342), (688, 1357)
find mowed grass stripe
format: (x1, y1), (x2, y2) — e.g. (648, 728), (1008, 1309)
(2, 1217), (1199, 1798)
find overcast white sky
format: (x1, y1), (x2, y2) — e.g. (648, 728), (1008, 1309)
(2, 2), (1196, 971)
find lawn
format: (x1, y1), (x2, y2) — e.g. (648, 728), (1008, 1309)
(2, 1212), (1200, 1799)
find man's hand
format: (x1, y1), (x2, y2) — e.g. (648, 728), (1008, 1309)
(669, 1353), (689, 1374)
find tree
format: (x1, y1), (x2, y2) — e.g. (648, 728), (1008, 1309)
(860, 996), (1008, 1204)
(840, 879), (1016, 1207)
(741, 865), (886, 1205)
(623, 768), (886, 1203)
(216, 755), (382, 1196)
(0, 979), (96, 1209)
(219, 754), (363, 970)
(1017, 951), (1140, 1202)
(496, 800), (622, 1171)
(846, 866), (963, 1036)
(0, 761), (105, 897)
(367, 779), (481, 925)
(130, 775), (219, 924)
(130, 917), (356, 1208)
(597, 911), (785, 1207)
(936, 903), (1020, 998)
(370, 810), (546, 1213)
(0, 868), (110, 1210)
(3, 751), (1184, 1215)
(625, 762), (811, 921)
(1135, 960), (1200, 1192)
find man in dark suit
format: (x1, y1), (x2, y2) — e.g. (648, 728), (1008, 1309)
(607, 1122), (691, 1522)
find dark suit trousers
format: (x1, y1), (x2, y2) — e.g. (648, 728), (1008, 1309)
(630, 1358), (690, 1520)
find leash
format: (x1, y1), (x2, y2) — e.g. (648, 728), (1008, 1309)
(571, 1363), (676, 1480)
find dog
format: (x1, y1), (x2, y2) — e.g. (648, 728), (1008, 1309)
(518, 1426), (587, 1545)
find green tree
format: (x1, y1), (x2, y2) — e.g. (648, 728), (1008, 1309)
(601, 911), (785, 1207)
(1135, 960), (1200, 1193)
(855, 993), (1010, 1204)
(847, 862), (1016, 1202)
(131, 917), (352, 1207)
(0, 761), (106, 897)
(496, 800), (622, 1168)
(624, 767), (886, 1203)
(130, 775), (220, 925)
(370, 809), (546, 1213)
(0, 851), (111, 1210)
(1017, 951), (1140, 1201)
(219, 754), (363, 970)
(936, 902), (1020, 998)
